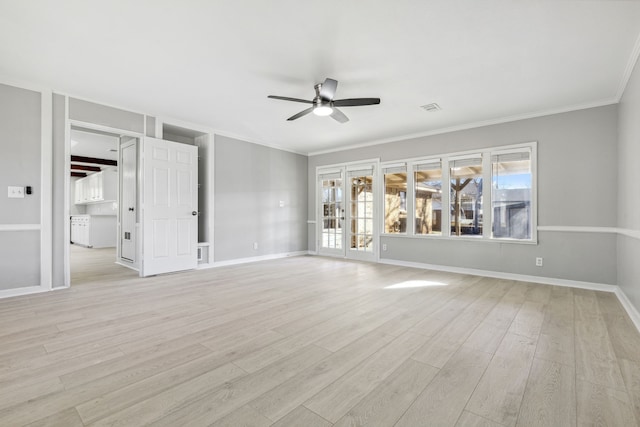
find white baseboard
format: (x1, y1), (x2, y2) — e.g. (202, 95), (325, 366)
(115, 261), (139, 272)
(377, 257), (616, 292)
(205, 250), (309, 269)
(0, 285), (53, 299)
(614, 287), (640, 333)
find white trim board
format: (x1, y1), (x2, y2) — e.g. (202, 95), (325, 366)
(0, 224), (41, 231)
(616, 29), (640, 101)
(40, 88), (53, 291)
(377, 257), (616, 292)
(206, 251), (309, 269)
(538, 225), (640, 240)
(615, 287), (640, 335)
(0, 286), (61, 300)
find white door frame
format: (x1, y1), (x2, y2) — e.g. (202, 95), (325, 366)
(315, 159), (380, 262)
(118, 138), (138, 266)
(63, 117), (144, 287)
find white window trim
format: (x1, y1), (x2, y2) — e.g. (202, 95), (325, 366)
(380, 141), (537, 244)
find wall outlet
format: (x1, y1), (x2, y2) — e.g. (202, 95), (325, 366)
(8, 186), (24, 198)
(279, 200), (285, 208)
(253, 242), (258, 250)
(536, 257), (543, 267)
(382, 243), (388, 251)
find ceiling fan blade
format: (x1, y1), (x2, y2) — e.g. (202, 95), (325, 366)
(287, 107), (314, 121)
(268, 95), (313, 104)
(332, 98), (381, 107)
(319, 78), (338, 101)
(330, 107), (349, 123)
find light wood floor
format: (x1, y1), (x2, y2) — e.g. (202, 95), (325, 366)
(1, 247), (640, 426)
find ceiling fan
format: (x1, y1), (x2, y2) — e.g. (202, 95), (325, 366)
(268, 78), (380, 123)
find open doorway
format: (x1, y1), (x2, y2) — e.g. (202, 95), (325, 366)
(68, 126), (136, 285)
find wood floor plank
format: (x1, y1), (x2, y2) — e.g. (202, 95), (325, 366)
(408, 276), (487, 338)
(534, 286), (574, 366)
(25, 407), (84, 427)
(515, 358), (576, 427)
(0, 376), (64, 412)
(596, 292), (640, 364)
(332, 358), (438, 427)
(463, 282), (528, 355)
(89, 362), (247, 426)
(76, 341), (274, 424)
(209, 405), (272, 427)
(248, 329), (396, 423)
(619, 358), (640, 424)
(508, 301), (545, 340)
(0, 348), (125, 396)
(411, 282), (504, 368)
(0, 345), (209, 426)
(271, 406), (332, 427)
(455, 411), (507, 427)
(148, 344), (331, 426)
(396, 346), (492, 427)
(304, 331), (431, 422)
(576, 378), (637, 426)
(574, 291), (627, 391)
(312, 303), (407, 352)
(465, 332), (537, 427)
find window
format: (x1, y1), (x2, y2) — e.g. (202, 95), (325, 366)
(491, 150), (532, 239)
(450, 156), (483, 237)
(383, 165), (407, 233)
(414, 161), (442, 235)
(376, 142), (536, 242)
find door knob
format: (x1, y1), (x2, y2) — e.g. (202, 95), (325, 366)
(192, 211), (198, 216)
(128, 207), (134, 212)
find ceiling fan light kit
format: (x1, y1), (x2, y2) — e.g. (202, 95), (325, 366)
(313, 105), (333, 116)
(268, 78), (380, 123)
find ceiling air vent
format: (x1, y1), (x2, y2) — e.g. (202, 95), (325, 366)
(420, 103), (441, 112)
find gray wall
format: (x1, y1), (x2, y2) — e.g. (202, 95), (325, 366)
(214, 135), (308, 262)
(69, 98), (144, 134)
(618, 55), (640, 312)
(0, 83), (42, 289)
(309, 105), (619, 285)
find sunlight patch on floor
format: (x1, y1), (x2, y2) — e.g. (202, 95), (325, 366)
(384, 280), (448, 289)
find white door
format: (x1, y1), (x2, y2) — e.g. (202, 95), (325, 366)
(141, 137), (198, 276)
(317, 163), (376, 261)
(120, 138), (137, 262)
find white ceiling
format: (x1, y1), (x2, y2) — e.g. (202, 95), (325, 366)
(70, 128), (118, 161)
(1, 1), (640, 155)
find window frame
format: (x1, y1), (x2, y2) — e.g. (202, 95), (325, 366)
(382, 162), (408, 235)
(380, 141), (537, 244)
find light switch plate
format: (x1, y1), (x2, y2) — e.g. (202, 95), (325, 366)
(8, 186), (24, 198)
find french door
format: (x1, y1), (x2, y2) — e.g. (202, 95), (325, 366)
(317, 163), (376, 261)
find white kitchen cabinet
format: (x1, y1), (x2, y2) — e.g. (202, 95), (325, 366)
(70, 215), (117, 248)
(74, 169), (117, 204)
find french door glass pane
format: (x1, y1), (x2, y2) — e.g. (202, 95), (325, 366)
(320, 179), (343, 250)
(349, 175), (373, 252)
